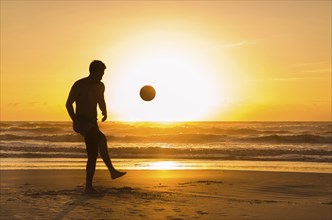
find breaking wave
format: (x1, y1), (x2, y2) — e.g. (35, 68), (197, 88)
(1, 133), (331, 144)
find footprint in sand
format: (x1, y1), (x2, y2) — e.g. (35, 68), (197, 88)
(166, 216), (184, 220)
(129, 208), (141, 215)
(173, 208), (181, 212)
(178, 180), (224, 187)
(196, 210), (208, 215)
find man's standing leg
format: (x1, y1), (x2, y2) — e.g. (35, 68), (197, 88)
(84, 134), (99, 193)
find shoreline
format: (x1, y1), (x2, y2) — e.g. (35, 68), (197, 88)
(1, 158), (331, 173)
(1, 169), (331, 219)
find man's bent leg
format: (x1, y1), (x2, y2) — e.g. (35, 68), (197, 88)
(96, 130), (126, 179)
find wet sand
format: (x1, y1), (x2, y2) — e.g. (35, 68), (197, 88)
(1, 170), (331, 219)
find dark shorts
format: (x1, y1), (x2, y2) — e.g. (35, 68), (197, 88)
(76, 116), (98, 136)
(76, 116), (105, 159)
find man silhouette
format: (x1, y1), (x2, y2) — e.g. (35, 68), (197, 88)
(66, 60), (126, 194)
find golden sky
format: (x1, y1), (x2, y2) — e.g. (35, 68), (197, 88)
(1, 1), (331, 121)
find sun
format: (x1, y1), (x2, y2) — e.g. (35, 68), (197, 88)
(105, 30), (228, 121)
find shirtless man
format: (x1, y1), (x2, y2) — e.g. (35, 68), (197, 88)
(66, 60), (126, 193)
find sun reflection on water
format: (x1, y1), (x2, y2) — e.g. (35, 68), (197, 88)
(147, 161), (179, 170)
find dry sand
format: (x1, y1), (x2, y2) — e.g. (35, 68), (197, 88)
(1, 170), (331, 220)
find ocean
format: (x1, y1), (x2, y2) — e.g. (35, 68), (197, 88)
(0, 121), (331, 173)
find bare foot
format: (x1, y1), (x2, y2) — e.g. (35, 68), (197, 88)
(84, 187), (100, 194)
(111, 170), (126, 179)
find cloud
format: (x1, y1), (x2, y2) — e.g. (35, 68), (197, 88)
(268, 78), (304, 81)
(5, 101), (49, 108)
(293, 62), (327, 66)
(308, 100), (330, 103)
(251, 76), (326, 82)
(28, 101), (49, 107)
(7, 102), (21, 107)
(302, 69), (331, 73)
(223, 40), (257, 48)
(251, 78), (298, 82)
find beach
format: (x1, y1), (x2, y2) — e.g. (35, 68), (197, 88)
(1, 121), (331, 219)
(1, 170), (331, 220)
(2, 1), (331, 219)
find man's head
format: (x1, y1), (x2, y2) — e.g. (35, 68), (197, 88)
(89, 60), (106, 82)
